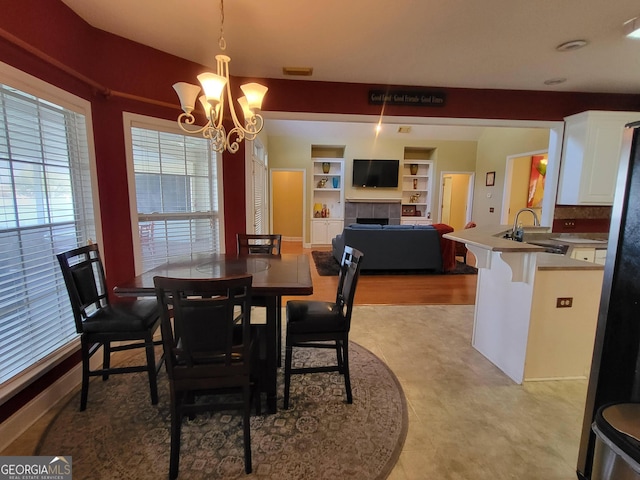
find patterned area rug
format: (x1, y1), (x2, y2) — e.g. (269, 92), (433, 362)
(36, 342), (407, 479)
(312, 250), (478, 276)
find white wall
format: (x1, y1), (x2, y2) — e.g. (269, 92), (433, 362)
(473, 127), (551, 227)
(266, 126), (552, 239)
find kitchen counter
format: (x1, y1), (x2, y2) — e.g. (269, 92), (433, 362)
(443, 225), (604, 384)
(444, 225), (605, 273)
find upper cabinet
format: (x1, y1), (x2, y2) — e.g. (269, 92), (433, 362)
(557, 111), (640, 205)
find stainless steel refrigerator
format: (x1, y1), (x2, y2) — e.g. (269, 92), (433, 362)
(577, 120), (640, 479)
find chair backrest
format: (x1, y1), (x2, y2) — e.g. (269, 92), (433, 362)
(335, 245), (364, 330)
(237, 234), (282, 256)
(56, 244), (108, 334)
(153, 275), (253, 377)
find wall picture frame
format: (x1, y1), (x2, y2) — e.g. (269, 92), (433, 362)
(486, 171), (495, 186)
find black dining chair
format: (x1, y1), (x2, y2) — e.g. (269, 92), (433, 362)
(154, 274), (258, 478)
(237, 233), (282, 256)
(56, 244), (163, 411)
(283, 245), (364, 409)
(237, 233), (284, 365)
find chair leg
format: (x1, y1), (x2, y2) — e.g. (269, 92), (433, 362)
(80, 340), (90, 411)
(276, 296), (282, 367)
(102, 341), (110, 381)
(169, 394), (182, 480)
(342, 340), (353, 404)
(335, 340), (344, 372)
(145, 334), (159, 405)
(242, 384), (253, 474)
(283, 343), (293, 409)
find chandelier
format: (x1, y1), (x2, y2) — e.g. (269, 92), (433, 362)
(172, 0), (268, 153)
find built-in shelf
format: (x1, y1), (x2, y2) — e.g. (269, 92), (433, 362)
(401, 159), (433, 220)
(311, 150), (344, 244)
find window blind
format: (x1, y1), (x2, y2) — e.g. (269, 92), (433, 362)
(131, 127), (221, 272)
(0, 84), (95, 385)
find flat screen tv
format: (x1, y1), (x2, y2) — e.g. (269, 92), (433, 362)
(352, 159), (399, 188)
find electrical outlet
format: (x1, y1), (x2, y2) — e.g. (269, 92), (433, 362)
(556, 297), (573, 308)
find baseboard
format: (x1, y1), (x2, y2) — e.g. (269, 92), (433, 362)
(282, 236), (302, 242)
(0, 363), (81, 453)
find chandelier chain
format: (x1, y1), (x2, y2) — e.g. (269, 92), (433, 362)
(218, 0), (226, 51)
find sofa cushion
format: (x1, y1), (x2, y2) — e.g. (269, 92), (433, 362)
(348, 223), (383, 229)
(382, 224), (414, 230)
(412, 224), (435, 230)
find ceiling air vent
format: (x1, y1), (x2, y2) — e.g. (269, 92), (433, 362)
(397, 126), (412, 134)
(282, 67), (313, 76)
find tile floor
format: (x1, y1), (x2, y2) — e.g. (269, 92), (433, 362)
(2, 304), (588, 480)
(350, 305), (587, 480)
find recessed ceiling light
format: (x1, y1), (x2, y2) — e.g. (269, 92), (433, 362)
(544, 77), (567, 86)
(556, 40), (588, 52)
(624, 17), (640, 39)
(282, 67), (313, 76)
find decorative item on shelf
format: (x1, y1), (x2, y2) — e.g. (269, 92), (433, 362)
(322, 162), (331, 174)
(172, 0), (268, 154)
(321, 204), (328, 218)
(314, 203), (322, 218)
(410, 164), (419, 175)
(413, 178), (418, 189)
(402, 205), (417, 216)
(317, 178), (328, 188)
(409, 193), (421, 203)
(332, 177), (339, 188)
(427, 211), (431, 219)
(415, 210), (422, 217)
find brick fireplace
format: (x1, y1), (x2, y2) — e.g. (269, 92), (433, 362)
(345, 199), (402, 226)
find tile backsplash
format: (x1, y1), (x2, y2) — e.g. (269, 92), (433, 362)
(552, 206), (612, 233)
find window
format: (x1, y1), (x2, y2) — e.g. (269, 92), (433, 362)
(125, 115), (224, 273)
(0, 63), (97, 389)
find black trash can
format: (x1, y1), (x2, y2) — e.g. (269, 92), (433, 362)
(591, 403), (640, 480)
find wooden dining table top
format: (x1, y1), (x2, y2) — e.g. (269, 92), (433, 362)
(113, 252), (314, 297)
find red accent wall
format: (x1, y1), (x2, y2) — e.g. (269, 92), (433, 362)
(1, 0), (640, 416)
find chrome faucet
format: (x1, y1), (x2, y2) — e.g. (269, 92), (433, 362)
(512, 208), (540, 240)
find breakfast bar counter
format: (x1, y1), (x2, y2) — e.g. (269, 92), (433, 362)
(444, 226), (604, 384)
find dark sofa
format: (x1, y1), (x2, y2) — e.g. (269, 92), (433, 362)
(331, 223), (445, 271)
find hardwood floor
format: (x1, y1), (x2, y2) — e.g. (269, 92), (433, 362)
(281, 241), (477, 305)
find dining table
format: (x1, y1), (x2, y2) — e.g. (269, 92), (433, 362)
(113, 252), (314, 413)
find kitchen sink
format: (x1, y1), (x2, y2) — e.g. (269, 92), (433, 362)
(525, 240), (569, 255)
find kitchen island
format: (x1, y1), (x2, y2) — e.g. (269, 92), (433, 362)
(444, 226), (605, 384)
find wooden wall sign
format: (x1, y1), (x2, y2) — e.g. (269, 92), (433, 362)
(368, 90), (446, 107)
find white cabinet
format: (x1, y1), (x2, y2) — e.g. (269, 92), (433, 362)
(401, 160), (433, 221)
(311, 158), (344, 244)
(571, 247), (596, 263)
(570, 247), (608, 265)
(400, 217), (433, 226)
(311, 219), (343, 245)
(557, 111), (640, 205)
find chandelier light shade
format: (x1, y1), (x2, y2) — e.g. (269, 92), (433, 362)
(172, 1), (267, 153)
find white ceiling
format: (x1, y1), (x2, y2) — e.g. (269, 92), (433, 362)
(59, 0), (640, 140)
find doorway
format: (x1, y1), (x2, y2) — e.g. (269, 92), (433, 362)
(501, 150), (548, 226)
(270, 169), (305, 241)
(439, 172), (474, 230)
